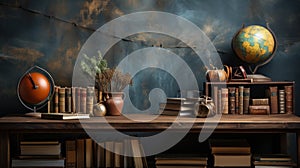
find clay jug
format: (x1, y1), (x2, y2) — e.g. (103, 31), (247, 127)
(105, 92), (124, 116)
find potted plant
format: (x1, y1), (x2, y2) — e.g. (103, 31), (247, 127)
(81, 51), (132, 116)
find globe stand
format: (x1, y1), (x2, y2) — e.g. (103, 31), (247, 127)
(17, 66), (55, 116)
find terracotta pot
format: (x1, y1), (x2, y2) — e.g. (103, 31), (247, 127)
(105, 92), (124, 116)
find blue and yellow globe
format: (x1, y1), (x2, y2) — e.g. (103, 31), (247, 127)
(232, 25), (276, 65)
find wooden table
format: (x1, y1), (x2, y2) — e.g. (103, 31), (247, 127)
(1, 114), (300, 167)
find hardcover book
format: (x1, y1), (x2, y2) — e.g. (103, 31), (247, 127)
(65, 87), (72, 113)
(252, 98), (269, 106)
(285, 85), (293, 114)
(238, 86), (244, 114)
(221, 88), (228, 114)
(41, 113), (90, 120)
(209, 139), (251, 154)
(58, 87), (66, 113)
(249, 105), (270, 115)
(228, 87), (236, 114)
(279, 89), (285, 114)
(243, 87), (250, 114)
(267, 86), (278, 114)
(65, 140), (76, 168)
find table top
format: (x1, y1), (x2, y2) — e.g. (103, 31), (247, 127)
(1, 114), (300, 133)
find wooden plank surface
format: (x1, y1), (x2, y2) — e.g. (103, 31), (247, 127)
(0, 114), (300, 132)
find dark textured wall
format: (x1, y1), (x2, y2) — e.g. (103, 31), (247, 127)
(1, 0), (300, 115)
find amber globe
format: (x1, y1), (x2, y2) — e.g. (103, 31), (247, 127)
(18, 72), (51, 105)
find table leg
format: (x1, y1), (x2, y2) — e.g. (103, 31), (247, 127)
(297, 132), (300, 168)
(0, 131), (10, 168)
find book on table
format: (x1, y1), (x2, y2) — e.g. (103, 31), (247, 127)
(41, 113), (90, 120)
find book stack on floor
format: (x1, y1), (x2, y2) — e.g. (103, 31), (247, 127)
(65, 138), (148, 168)
(159, 98), (199, 117)
(253, 154), (297, 168)
(12, 141), (64, 168)
(209, 139), (251, 167)
(155, 154), (208, 168)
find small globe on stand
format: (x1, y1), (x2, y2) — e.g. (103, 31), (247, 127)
(17, 66), (55, 113)
(232, 24), (277, 81)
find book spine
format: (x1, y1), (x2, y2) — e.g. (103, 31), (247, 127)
(251, 98), (269, 106)
(71, 87), (77, 113)
(58, 87), (66, 113)
(85, 138), (93, 168)
(285, 85), (293, 114)
(87, 87), (95, 116)
(96, 142), (105, 168)
(47, 95), (52, 113)
(228, 87), (236, 114)
(66, 87), (72, 113)
(268, 86), (278, 114)
(235, 87), (239, 113)
(114, 141), (124, 168)
(249, 105), (270, 115)
(54, 86), (59, 113)
(105, 141), (115, 168)
(76, 139), (85, 168)
(80, 88), (87, 114)
(65, 140), (76, 168)
(76, 87), (81, 113)
(221, 88), (228, 114)
(218, 89), (222, 114)
(279, 89), (285, 114)
(238, 86), (244, 114)
(243, 88), (250, 114)
(213, 86), (218, 114)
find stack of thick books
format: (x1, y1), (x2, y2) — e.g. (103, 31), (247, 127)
(253, 154), (297, 168)
(209, 139), (251, 167)
(12, 141), (64, 168)
(155, 154), (208, 168)
(159, 98), (199, 116)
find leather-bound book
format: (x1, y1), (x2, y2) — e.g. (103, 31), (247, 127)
(267, 86), (278, 114)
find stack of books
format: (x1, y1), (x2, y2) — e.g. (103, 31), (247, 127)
(159, 98), (199, 116)
(249, 98), (270, 115)
(12, 141), (64, 168)
(155, 154), (208, 168)
(209, 139), (251, 167)
(253, 154), (297, 168)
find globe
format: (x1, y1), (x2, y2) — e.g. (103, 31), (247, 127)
(232, 25), (276, 70)
(17, 66), (55, 111)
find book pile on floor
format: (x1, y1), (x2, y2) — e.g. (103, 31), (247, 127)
(209, 139), (251, 167)
(253, 154), (297, 168)
(155, 154), (208, 168)
(159, 98), (199, 116)
(12, 141), (64, 168)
